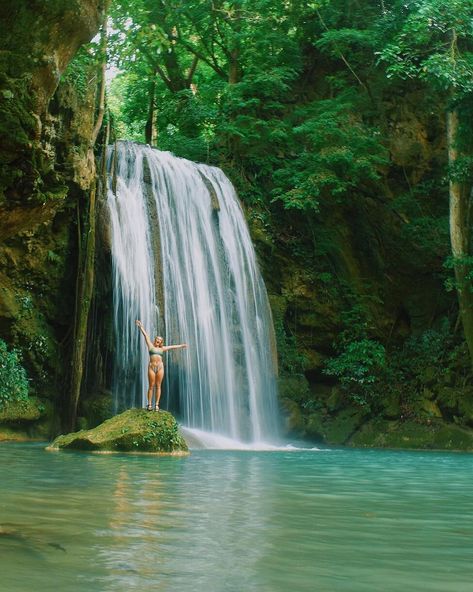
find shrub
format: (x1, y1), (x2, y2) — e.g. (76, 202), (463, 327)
(0, 339), (29, 407)
(324, 338), (387, 409)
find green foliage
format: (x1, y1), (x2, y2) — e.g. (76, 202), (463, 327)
(393, 322), (451, 384)
(324, 339), (387, 408)
(0, 340), (29, 408)
(61, 44), (98, 98)
(392, 179), (449, 265)
(105, 0), (473, 418)
(379, 0), (473, 95)
(443, 255), (473, 292)
(142, 418), (182, 450)
(271, 95), (388, 211)
(324, 295), (387, 409)
(46, 250), (62, 265)
(273, 315), (308, 376)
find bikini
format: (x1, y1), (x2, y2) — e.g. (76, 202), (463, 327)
(149, 347), (164, 373)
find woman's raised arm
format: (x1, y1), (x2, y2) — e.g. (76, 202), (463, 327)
(162, 343), (188, 352)
(135, 320), (153, 349)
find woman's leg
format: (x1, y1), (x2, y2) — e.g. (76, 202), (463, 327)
(147, 365), (156, 409)
(155, 365), (164, 409)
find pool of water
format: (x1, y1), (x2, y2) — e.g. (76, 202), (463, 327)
(1, 443), (472, 591)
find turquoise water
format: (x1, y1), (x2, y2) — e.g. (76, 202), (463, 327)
(0, 443), (472, 592)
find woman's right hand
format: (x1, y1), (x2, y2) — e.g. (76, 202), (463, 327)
(135, 320), (142, 328)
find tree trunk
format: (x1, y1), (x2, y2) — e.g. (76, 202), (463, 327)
(228, 48), (240, 84)
(145, 71), (157, 146)
(68, 1), (109, 429)
(91, 5), (108, 145)
(69, 181), (97, 429)
(447, 107), (473, 366)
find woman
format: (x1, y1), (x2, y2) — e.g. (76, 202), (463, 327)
(135, 320), (188, 411)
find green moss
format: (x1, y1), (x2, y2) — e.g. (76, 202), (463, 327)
(80, 392), (113, 428)
(49, 409), (189, 454)
(281, 398), (306, 434)
(458, 397), (473, 427)
(0, 396), (44, 423)
(278, 375), (311, 402)
(437, 386), (460, 410)
(382, 391), (401, 418)
(320, 407), (368, 445)
(326, 387), (345, 412)
(0, 396), (53, 441)
(0, 427), (31, 441)
(349, 418), (473, 450)
(305, 412), (326, 441)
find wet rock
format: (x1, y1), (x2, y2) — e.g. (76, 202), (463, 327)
(48, 408), (189, 455)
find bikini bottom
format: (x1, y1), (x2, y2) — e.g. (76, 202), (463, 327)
(149, 362), (164, 374)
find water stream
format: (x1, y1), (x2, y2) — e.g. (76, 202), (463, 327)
(107, 142), (279, 445)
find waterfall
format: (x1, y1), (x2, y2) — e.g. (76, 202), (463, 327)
(106, 141), (279, 444)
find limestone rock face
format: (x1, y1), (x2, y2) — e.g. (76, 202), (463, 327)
(49, 409), (190, 455)
(0, 0), (102, 213)
(0, 1), (103, 402)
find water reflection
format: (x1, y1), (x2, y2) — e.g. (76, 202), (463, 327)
(96, 454), (276, 591)
(1, 445), (473, 592)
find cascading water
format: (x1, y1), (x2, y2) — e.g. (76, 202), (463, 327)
(107, 141), (279, 445)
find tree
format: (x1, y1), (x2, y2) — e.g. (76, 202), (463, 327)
(110, 0), (202, 145)
(380, 0), (473, 364)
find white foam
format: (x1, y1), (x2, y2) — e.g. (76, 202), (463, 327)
(180, 427), (321, 451)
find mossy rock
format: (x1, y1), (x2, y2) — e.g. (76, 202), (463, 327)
(48, 409), (189, 455)
(0, 426), (31, 442)
(319, 407), (368, 445)
(0, 397), (53, 441)
(326, 387), (345, 412)
(278, 375), (311, 403)
(349, 418), (473, 451)
(303, 406), (368, 445)
(458, 397), (473, 427)
(281, 398), (305, 435)
(382, 391), (401, 419)
(436, 386), (459, 410)
(419, 399), (442, 419)
(305, 411), (326, 441)
(0, 397), (45, 423)
(80, 391), (113, 428)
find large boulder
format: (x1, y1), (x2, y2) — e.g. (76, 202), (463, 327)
(48, 409), (189, 455)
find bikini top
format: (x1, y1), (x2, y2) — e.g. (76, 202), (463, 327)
(149, 347), (164, 356)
